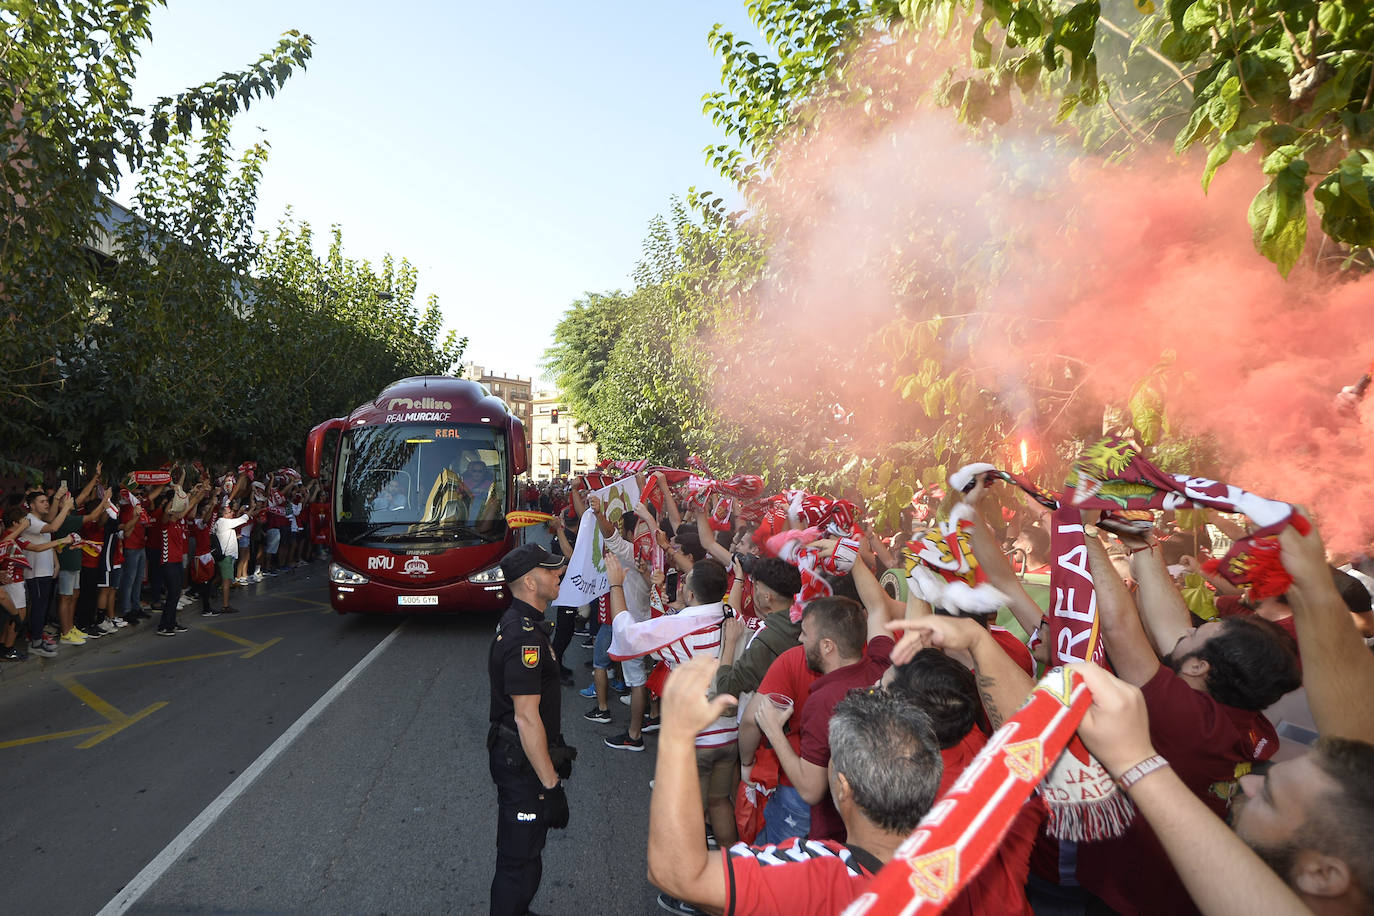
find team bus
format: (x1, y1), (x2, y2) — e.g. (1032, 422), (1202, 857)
(304, 376), (528, 614)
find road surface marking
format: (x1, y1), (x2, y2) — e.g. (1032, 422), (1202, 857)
(95, 620), (406, 916)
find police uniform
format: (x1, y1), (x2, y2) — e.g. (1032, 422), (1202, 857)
(488, 560), (569, 916)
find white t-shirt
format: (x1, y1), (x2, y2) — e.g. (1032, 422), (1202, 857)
(23, 513), (53, 579)
(604, 531), (651, 623)
(213, 515), (249, 559)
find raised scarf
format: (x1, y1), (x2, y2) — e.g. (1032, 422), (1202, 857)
(840, 667), (1126, 916)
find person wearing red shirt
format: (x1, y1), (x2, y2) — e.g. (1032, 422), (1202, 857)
(755, 594), (894, 844)
(1071, 526), (1301, 915)
(737, 644), (818, 843)
(116, 486), (154, 623)
(149, 484), (208, 635)
(885, 644), (1044, 916)
(648, 655), (943, 916)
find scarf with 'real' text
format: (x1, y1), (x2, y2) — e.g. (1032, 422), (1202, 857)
(840, 667), (1105, 916)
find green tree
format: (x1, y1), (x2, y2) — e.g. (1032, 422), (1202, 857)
(1, 0), (312, 473)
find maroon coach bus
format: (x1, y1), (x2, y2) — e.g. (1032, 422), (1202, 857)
(304, 376), (528, 614)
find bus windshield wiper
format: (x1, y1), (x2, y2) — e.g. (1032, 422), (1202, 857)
(344, 521), (413, 543)
(399, 520), (487, 540)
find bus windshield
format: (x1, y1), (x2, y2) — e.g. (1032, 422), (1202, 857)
(334, 423), (508, 545)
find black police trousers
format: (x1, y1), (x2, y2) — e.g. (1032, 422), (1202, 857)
(489, 740), (548, 916)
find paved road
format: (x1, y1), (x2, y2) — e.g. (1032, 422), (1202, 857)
(0, 563), (669, 915)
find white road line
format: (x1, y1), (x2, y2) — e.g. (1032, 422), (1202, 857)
(96, 622), (407, 916)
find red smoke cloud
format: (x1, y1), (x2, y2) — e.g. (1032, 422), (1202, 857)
(718, 32), (1374, 550)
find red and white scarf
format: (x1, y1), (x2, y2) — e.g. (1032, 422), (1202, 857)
(841, 667), (1129, 916)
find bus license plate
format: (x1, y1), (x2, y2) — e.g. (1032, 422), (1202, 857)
(397, 595), (439, 606)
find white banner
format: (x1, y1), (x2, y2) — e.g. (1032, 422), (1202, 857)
(552, 476), (641, 608)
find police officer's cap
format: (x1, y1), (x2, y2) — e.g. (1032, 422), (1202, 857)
(500, 544), (567, 584)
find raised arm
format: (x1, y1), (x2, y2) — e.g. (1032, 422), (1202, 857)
(653, 471), (682, 531)
(1280, 515), (1374, 743)
(965, 476), (1045, 637)
(887, 615), (1035, 729)
(695, 501), (733, 566)
(1071, 662), (1310, 916)
(1122, 530), (1193, 657)
(1082, 527), (1161, 686)
(850, 554), (901, 640)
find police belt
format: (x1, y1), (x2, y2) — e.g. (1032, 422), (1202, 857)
(487, 722), (571, 764)
(489, 722), (524, 750)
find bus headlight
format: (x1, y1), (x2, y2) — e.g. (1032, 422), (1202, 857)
(469, 564), (505, 584)
(329, 563), (370, 586)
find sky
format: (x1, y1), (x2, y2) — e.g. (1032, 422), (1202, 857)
(125, 1), (762, 387)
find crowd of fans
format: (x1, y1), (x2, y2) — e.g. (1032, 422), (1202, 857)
(1, 461), (324, 658)
(541, 465), (1374, 916)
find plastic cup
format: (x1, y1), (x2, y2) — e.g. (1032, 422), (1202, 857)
(765, 693), (793, 714)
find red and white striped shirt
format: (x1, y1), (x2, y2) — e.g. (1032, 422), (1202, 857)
(609, 601), (737, 748)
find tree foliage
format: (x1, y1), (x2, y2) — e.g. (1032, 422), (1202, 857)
(2, 2), (462, 478)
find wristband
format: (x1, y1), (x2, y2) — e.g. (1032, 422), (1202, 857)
(1115, 754), (1169, 791)
(609, 584), (623, 590)
(1128, 542), (1156, 555)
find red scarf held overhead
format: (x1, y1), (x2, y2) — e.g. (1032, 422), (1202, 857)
(840, 668), (1125, 916)
(1065, 437), (1306, 599)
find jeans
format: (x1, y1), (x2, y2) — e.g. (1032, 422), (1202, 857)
(117, 548), (146, 616)
(158, 562), (184, 632)
(25, 575), (55, 642)
(757, 785), (811, 845)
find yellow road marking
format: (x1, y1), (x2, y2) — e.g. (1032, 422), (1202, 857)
(0, 724), (105, 749)
(0, 676), (173, 751)
(75, 700), (168, 749)
(63, 675), (126, 722)
(80, 648), (251, 676)
(1, 631), (283, 749)
(199, 628), (282, 658)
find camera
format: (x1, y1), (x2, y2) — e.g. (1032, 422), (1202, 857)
(733, 551), (758, 576)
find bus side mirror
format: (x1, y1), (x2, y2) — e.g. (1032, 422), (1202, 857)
(510, 418), (528, 476)
(305, 418), (345, 478)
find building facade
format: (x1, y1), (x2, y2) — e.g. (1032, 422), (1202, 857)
(459, 364), (534, 468)
(529, 391), (598, 481)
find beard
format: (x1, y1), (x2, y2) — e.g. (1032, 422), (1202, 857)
(804, 645), (824, 675)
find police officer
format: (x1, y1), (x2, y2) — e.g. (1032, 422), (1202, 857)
(488, 543), (576, 916)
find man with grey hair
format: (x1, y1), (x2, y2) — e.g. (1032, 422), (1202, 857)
(647, 655), (942, 915)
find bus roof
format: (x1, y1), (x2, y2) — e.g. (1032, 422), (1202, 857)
(348, 376), (515, 427)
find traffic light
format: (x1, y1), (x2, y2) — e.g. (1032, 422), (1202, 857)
(551, 409), (559, 423)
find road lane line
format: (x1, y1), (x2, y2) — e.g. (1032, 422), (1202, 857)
(95, 620), (407, 916)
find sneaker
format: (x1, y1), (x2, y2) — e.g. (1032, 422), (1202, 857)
(60, 629), (87, 646)
(251, 571), (265, 582)
(41, 633), (58, 650)
(264, 569), (278, 577)
(579, 637), (594, 649)
(619, 695), (632, 706)
(579, 684), (597, 699)
(611, 679), (628, 692)
(657, 893), (704, 915)
(234, 577), (249, 586)
(98, 618), (117, 634)
(81, 625), (103, 639)
(29, 640), (57, 658)
(221, 605), (238, 614)
(1, 647), (22, 661)
(603, 732), (644, 752)
(177, 595), (194, 609)
(156, 628), (175, 637)
(583, 706), (611, 723)
(113, 616), (129, 629)
(201, 609), (221, 618)
(173, 624), (189, 633)
(641, 715), (661, 734)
